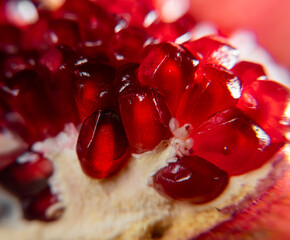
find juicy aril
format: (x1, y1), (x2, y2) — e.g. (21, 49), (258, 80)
(0, 0), (289, 239)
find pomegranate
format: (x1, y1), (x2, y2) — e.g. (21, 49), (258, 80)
(0, 0), (289, 239)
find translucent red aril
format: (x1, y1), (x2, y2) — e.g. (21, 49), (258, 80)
(74, 62), (116, 122)
(0, 147), (26, 171)
(0, 69), (63, 143)
(22, 187), (64, 222)
(56, 0), (118, 57)
(115, 63), (139, 94)
(237, 80), (290, 142)
(108, 27), (150, 66)
(176, 64), (242, 128)
(119, 87), (171, 153)
(21, 18), (81, 52)
(183, 35), (239, 69)
(153, 155), (229, 204)
(0, 151), (53, 197)
(146, 14), (196, 42)
(0, 24), (20, 54)
(191, 108), (284, 176)
(138, 42), (198, 115)
(41, 45), (80, 125)
(232, 61), (267, 85)
(77, 110), (129, 179)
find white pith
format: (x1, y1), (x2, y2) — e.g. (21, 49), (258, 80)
(0, 24), (289, 240)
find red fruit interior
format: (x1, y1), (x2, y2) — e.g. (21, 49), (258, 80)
(0, 0), (289, 222)
(153, 155), (229, 204)
(77, 110), (129, 178)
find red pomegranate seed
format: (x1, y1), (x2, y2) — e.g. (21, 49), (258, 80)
(0, 69), (63, 143)
(191, 108), (284, 176)
(232, 61), (267, 85)
(56, 0), (118, 57)
(40, 45), (80, 125)
(21, 17), (80, 52)
(237, 80), (290, 142)
(183, 35), (239, 69)
(22, 187), (64, 222)
(0, 24), (20, 54)
(0, 147), (26, 171)
(74, 62), (116, 122)
(146, 13), (196, 42)
(176, 64), (242, 128)
(2, 53), (36, 78)
(108, 27), (150, 66)
(138, 42), (198, 115)
(115, 63), (139, 95)
(77, 110), (129, 179)
(0, 151), (53, 197)
(153, 155), (229, 204)
(119, 87), (171, 153)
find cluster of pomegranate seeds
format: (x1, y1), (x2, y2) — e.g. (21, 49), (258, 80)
(0, 0), (289, 220)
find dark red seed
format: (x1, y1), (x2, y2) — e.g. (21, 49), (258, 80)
(0, 25), (21, 54)
(191, 108), (284, 176)
(232, 61), (267, 85)
(176, 64), (242, 128)
(119, 87), (171, 153)
(153, 155), (229, 204)
(74, 62), (116, 122)
(237, 80), (290, 142)
(77, 110), (129, 179)
(183, 35), (239, 69)
(138, 42), (198, 115)
(22, 187), (64, 222)
(40, 45), (80, 125)
(109, 27), (150, 66)
(0, 151), (53, 197)
(114, 63), (139, 95)
(21, 17), (80, 52)
(0, 147), (26, 171)
(0, 69), (63, 143)
(146, 13), (196, 42)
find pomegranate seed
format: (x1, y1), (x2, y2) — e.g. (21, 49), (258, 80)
(56, 0), (118, 57)
(0, 147), (26, 171)
(153, 155), (229, 204)
(0, 24), (20, 54)
(109, 27), (149, 66)
(176, 64), (242, 128)
(183, 35), (239, 69)
(115, 63), (139, 95)
(74, 62), (116, 122)
(138, 42), (198, 115)
(232, 61), (267, 85)
(237, 80), (290, 142)
(2, 53), (36, 78)
(21, 17), (80, 51)
(146, 14), (196, 42)
(191, 108), (284, 176)
(119, 87), (171, 153)
(0, 69), (62, 143)
(22, 187), (64, 222)
(0, 151), (53, 197)
(40, 45), (80, 125)
(77, 110), (129, 179)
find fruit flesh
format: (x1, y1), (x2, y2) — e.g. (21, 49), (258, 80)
(0, 0), (289, 238)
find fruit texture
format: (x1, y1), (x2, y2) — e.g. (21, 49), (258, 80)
(0, 0), (289, 239)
